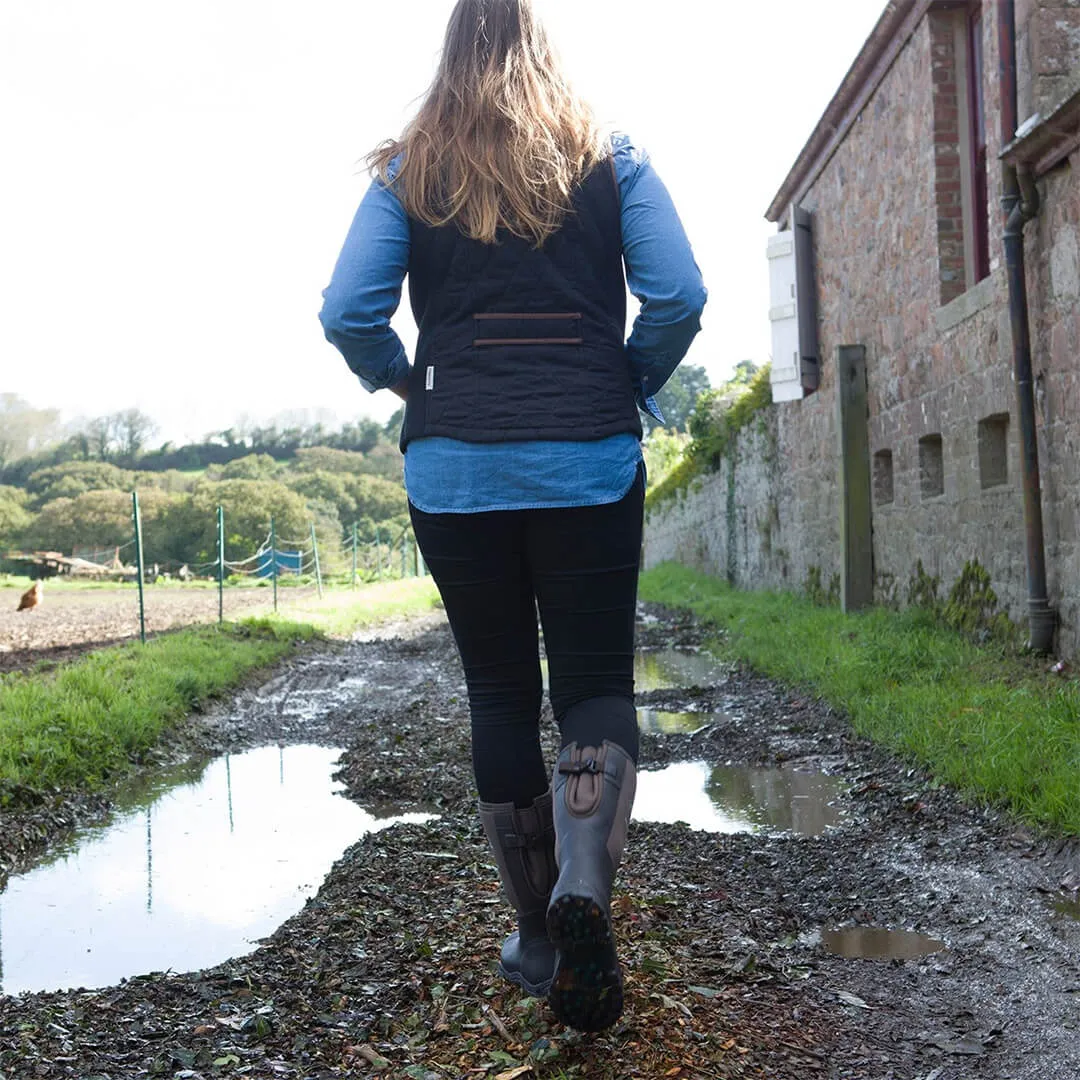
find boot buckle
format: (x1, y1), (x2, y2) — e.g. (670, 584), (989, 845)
(558, 757), (601, 776)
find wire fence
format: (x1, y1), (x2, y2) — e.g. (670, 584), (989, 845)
(121, 492), (427, 640)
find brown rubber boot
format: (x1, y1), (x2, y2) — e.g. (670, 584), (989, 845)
(546, 740), (636, 1032)
(478, 790), (558, 998)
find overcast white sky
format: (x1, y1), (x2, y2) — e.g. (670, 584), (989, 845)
(0, 0), (884, 444)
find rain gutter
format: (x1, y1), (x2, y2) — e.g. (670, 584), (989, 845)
(997, 0), (1056, 653)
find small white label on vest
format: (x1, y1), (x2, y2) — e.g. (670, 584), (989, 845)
(425, 366), (435, 391)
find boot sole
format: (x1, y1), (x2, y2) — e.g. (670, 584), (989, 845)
(497, 961), (552, 999)
(546, 894), (624, 1032)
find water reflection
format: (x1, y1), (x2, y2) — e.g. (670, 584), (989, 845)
(0, 745), (435, 995)
(635, 650), (726, 692)
(1052, 896), (1080, 921)
(634, 761), (844, 836)
(540, 649), (726, 693)
(819, 926), (946, 959)
(637, 709), (712, 734)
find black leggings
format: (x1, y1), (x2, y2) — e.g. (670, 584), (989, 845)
(410, 468), (644, 807)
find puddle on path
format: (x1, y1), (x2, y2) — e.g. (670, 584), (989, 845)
(0, 745), (435, 995)
(637, 708), (712, 734)
(814, 926), (946, 959)
(634, 760), (844, 836)
(540, 649), (725, 693)
(635, 649), (727, 692)
(1052, 896), (1080, 921)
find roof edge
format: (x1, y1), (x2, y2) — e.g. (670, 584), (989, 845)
(765, 0), (934, 223)
(1001, 81), (1080, 177)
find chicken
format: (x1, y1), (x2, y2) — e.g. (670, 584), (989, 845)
(17, 580), (43, 612)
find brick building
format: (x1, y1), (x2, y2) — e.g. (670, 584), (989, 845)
(645, 0), (1080, 652)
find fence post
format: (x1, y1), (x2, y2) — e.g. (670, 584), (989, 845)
(376, 527), (383, 580)
(131, 491), (146, 644)
(401, 529), (407, 578)
(217, 505), (225, 625)
(310, 522), (323, 599)
(270, 516), (278, 613)
(351, 521), (358, 590)
(836, 344), (874, 611)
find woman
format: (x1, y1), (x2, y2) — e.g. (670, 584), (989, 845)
(319, 0), (705, 1032)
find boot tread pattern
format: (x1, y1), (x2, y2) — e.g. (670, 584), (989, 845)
(546, 894), (624, 1031)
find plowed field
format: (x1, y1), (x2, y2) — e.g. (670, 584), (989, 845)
(0, 585), (306, 673)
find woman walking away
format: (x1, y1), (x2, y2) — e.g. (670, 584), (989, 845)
(319, 0), (705, 1032)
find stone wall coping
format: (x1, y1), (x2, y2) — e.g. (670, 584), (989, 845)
(1001, 80), (1080, 177)
(933, 271), (998, 333)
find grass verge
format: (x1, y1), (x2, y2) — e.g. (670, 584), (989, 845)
(0, 618), (319, 800)
(0, 578), (443, 803)
(266, 577), (442, 637)
(640, 562), (1080, 835)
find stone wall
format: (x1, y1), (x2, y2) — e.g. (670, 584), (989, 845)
(1018, 0), (1080, 118)
(645, 0), (1080, 653)
(643, 404), (839, 598)
(1028, 155), (1080, 645)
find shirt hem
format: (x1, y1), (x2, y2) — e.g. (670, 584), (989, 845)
(407, 467), (640, 515)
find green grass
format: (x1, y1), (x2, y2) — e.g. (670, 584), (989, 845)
(640, 562), (1080, 835)
(0, 618), (319, 800)
(0, 577), (443, 803)
(270, 577), (442, 636)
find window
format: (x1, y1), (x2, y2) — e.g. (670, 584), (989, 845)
(978, 414), (1009, 489)
(966, 6), (990, 282)
(928, 4), (992, 304)
(919, 435), (945, 499)
(873, 450), (895, 505)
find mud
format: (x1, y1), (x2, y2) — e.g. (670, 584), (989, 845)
(0, 585), (289, 675)
(2, 604), (1080, 1078)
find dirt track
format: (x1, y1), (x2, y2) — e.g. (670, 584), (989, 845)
(0, 585), (307, 674)
(2, 606), (1080, 1078)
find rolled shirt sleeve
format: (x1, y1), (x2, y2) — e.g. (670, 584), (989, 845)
(319, 173), (411, 392)
(611, 134), (707, 421)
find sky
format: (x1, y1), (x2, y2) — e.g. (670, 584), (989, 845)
(0, 0), (885, 444)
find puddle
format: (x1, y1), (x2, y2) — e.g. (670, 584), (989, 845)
(637, 708), (712, 734)
(815, 926), (946, 960)
(540, 649), (725, 693)
(0, 745), (435, 995)
(1052, 896), (1080, 921)
(635, 649), (726, 692)
(633, 760), (844, 836)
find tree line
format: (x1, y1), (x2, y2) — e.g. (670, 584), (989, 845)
(0, 364), (722, 571)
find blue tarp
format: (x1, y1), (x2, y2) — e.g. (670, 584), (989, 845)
(254, 550), (302, 578)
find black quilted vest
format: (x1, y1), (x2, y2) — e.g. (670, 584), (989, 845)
(399, 159), (641, 450)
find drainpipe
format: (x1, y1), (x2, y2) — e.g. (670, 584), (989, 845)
(997, 0), (1056, 653)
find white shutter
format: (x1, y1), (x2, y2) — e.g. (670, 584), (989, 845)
(767, 231), (803, 403)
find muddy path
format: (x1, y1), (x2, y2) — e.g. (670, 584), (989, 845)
(2, 606), (1080, 1079)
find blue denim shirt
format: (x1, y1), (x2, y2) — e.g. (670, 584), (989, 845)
(320, 134), (706, 513)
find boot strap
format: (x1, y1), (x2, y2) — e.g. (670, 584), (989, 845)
(558, 758), (601, 776)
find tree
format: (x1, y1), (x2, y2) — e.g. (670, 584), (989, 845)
(383, 406), (405, 441)
(24, 489), (173, 556)
(643, 364), (711, 433)
(0, 486), (32, 548)
(729, 360), (761, 387)
(154, 479), (311, 565)
(641, 428), (691, 490)
(212, 454), (280, 481)
(25, 461), (134, 507)
(0, 395), (63, 469)
(113, 409), (159, 458)
(285, 470), (407, 530)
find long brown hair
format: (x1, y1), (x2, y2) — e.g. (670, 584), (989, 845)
(368, 0), (603, 247)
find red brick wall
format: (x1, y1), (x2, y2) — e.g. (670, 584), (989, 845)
(646, 0), (1080, 650)
(929, 10), (967, 305)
